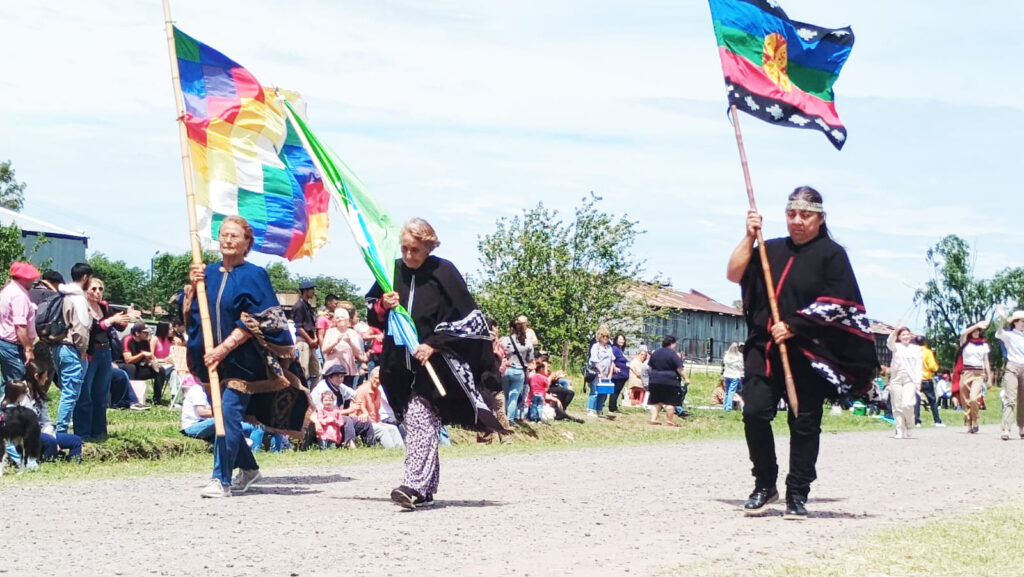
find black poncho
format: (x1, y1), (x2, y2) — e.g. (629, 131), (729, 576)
(366, 256), (503, 431)
(741, 234), (878, 398)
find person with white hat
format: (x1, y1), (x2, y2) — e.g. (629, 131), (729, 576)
(886, 325), (922, 439)
(954, 320), (991, 434)
(995, 306), (1024, 440)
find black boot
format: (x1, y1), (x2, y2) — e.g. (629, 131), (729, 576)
(743, 486), (779, 515)
(783, 494), (808, 520)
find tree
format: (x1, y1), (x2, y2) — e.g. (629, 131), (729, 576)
(992, 266), (1024, 310)
(0, 160), (27, 212)
(914, 235), (993, 367)
(0, 222), (26, 284)
(147, 251), (219, 314)
(474, 193), (653, 367)
(265, 262), (297, 292)
(88, 253), (148, 305)
(297, 275), (364, 307)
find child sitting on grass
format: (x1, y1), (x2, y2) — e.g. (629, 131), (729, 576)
(527, 359), (551, 422)
(5, 360), (83, 467)
(315, 391), (346, 449)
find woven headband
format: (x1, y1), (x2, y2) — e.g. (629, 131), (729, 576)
(786, 199), (824, 213)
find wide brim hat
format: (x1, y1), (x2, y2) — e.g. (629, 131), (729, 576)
(1008, 311), (1024, 326)
(960, 320), (990, 345)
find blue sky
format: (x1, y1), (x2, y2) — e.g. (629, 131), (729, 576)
(2, 0), (1021, 330)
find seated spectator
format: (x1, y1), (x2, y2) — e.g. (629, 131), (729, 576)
(308, 365), (371, 447)
(150, 322), (176, 405)
(350, 368), (404, 448)
(180, 380), (256, 443)
(527, 360), (551, 422)
(315, 390), (346, 449)
(543, 370), (584, 423)
(6, 360), (83, 466)
(711, 379), (726, 406)
(108, 327), (147, 410)
(123, 322), (160, 402)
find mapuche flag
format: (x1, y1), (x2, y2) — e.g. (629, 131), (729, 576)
(708, 0), (854, 150)
(173, 27), (329, 259)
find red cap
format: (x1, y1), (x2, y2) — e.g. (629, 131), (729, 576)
(10, 261), (41, 281)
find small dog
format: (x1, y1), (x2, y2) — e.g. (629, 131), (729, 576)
(0, 406), (42, 476)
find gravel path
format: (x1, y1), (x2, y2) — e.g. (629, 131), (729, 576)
(6, 423), (1023, 577)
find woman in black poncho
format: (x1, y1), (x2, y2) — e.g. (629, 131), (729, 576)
(367, 218), (503, 510)
(726, 186), (877, 519)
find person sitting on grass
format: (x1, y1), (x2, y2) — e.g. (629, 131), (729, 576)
(310, 365), (372, 448)
(527, 358), (551, 422)
(544, 370), (584, 423)
(6, 360), (83, 467)
(180, 380), (256, 443)
(350, 368), (404, 448)
(315, 390), (346, 449)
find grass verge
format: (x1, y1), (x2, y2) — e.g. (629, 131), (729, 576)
(704, 504), (1024, 577)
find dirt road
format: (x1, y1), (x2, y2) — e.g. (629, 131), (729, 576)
(6, 424), (1022, 577)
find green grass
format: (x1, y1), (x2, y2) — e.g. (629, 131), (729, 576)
(708, 505), (1024, 577)
(0, 373), (1001, 485)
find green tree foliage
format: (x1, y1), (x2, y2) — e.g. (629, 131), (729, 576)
(298, 275), (363, 307)
(87, 253), (148, 305)
(265, 262), (297, 292)
(0, 222), (26, 284)
(148, 251), (219, 313)
(914, 235), (993, 367)
(474, 194), (653, 365)
(0, 160), (26, 212)
(992, 266), (1024, 310)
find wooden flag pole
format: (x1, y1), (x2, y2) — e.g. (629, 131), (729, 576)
(729, 105), (800, 417)
(277, 98), (447, 397)
(163, 0), (226, 436)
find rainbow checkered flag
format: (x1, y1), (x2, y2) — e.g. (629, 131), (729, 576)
(173, 27), (329, 259)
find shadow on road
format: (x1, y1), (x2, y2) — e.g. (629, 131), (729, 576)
(265, 473), (354, 485)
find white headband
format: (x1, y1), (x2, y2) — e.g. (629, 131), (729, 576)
(786, 199), (824, 213)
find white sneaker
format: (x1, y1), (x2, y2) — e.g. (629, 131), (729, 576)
(935, 423), (946, 428)
(231, 469), (263, 493)
(200, 478), (231, 498)
(587, 410), (598, 418)
(893, 431), (903, 439)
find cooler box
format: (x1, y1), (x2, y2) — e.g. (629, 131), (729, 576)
(595, 379), (615, 395)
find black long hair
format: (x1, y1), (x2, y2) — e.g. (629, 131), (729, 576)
(788, 185), (830, 239)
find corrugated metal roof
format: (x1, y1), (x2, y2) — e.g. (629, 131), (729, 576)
(632, 285), (741, 316)
(0, 206), (88, 239)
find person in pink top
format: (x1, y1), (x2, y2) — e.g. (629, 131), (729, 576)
(321, 309), (367, 387)
(315, 390), (345, 448)
(0, 261), (41, 394)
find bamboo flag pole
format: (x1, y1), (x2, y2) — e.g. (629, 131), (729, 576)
(163, 0), (226, 436)
(729, 104), (799, 416)
(277, 98), (446, 397)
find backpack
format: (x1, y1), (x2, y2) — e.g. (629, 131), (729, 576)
(35, 290), (68, 344)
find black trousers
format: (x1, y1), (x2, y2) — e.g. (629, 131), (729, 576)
(608, 378), (628, 412)
(547, 385), (575, 411)
(741, 363), (825, 499)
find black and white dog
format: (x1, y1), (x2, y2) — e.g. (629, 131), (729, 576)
(0, 406), (41, 476)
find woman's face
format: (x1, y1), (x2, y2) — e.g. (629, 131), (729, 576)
(1013, 319), (1024, 331)
(971, 329), (982, 340)
(786, 208), (823, 245)
(218, 221), (249, 259)
(86, 280), (105, 303)
(615, 335), (625, 347)
(598, 334), (610, 345)
(898, 330), (913, 345)
(334, 315), (350, 330)
(400, 232), (430, 270)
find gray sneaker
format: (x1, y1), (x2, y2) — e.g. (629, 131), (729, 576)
(200, 479), (231, 498)
(231, 469), (263, 493)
